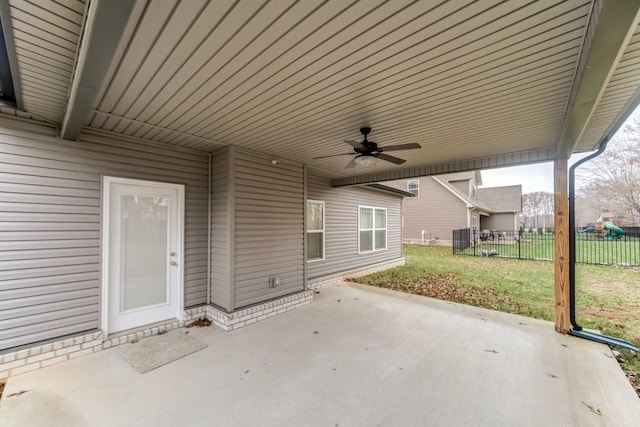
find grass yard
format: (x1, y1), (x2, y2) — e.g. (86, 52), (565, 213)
(353, 245), (640, 396)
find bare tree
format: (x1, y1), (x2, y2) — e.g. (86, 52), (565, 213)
(577, 115), (640, 225)
(522, 191), (554, 231)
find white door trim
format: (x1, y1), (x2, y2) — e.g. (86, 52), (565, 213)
(101, 176), (185, 335)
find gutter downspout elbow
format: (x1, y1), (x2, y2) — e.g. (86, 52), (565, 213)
(568, 139), (609, 330)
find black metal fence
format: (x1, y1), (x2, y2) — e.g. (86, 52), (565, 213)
(452, 228), (640, 266)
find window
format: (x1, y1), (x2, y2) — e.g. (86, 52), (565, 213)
(407, 179), (419, 197)
(359, 206), (386, 253)
(306, 200), (324, 260)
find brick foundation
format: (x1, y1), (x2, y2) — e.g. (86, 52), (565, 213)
(0, 260), (400, 379)
(0, 290), (313, 380)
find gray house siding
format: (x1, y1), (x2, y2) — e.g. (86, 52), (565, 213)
(398, 177), (468, 243)
(450, 180), (470, 196)
(232, 149), (305, 308)
(210, 147), (231, 310)
(306, 174), (403, 280)
(0, 124), (209, 351)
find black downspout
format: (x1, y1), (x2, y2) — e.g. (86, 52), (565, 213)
(568, 140), (638, 351)
(568, 139), (609, 330)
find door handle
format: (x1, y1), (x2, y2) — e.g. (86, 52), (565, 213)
(170, 261), (177, 266)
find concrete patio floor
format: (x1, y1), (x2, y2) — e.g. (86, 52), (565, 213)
(1, 282), (638, 427)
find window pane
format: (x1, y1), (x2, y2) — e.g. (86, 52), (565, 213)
(360, 230), (373, 252)
(375, 230), (386, 250)
(375, 209), (386, 228)
(360, 208), (373, 229)
(307, 232), (323, 260)
(307, 201), (323, 231)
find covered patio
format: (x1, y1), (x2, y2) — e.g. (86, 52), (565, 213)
(1, 282), (638, 426)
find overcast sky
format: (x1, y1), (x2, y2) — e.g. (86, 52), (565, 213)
(480, 105), (640, 194)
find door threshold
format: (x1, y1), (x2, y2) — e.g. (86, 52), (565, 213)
(106, 318), (180, 341)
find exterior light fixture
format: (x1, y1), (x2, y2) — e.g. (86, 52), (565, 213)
(354, 155), (376, 167)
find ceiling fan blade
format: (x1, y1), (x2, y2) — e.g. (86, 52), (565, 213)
(312, 152), (356, 160)
(378, 143), (422, 152)
(345, 157), (358, 169)
(376, 153), (406, 165)
(344, 140), (364, 149)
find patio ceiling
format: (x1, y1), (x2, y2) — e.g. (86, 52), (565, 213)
(3, 0), (640, 184)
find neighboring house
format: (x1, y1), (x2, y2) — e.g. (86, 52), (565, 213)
(477, 186), (523, 231)
(388, 172), (522, 244)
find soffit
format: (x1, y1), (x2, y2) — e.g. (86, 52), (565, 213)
(6, 0), (85, 123)
(87, 0), (593, 176)
(575, 22), (640, 151)
(5, 0), (640, 182)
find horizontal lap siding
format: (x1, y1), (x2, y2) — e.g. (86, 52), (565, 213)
(306, 174), (402, 280)
(233, 150), (304, 308)
(0, 125), (209, 351)
(210, 148), (230, 310)
(394, 177), (469, 242)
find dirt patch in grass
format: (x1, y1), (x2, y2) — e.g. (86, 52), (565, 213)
(583, 280), (640, 301)
(582, 306), (640, 321)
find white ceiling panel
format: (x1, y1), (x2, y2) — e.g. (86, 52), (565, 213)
(3, 0), (640, 181)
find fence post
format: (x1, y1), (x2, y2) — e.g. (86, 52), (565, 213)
(473, 228), (476, 256)
(518, 227), (522, 259)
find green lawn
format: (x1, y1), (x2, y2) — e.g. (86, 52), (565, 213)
(354, 245), (640, 393)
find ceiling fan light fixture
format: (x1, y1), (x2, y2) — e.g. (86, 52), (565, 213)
(355, 155), (376, 167)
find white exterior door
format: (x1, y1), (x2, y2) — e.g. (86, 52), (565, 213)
(102, 177), (184, 334)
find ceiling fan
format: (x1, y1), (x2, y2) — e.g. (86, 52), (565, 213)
(313, 127), (421, 168)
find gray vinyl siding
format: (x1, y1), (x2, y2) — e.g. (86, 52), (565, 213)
(390, 177), (469, 243)
(0, 123), (209, 351)
(450, 180), (470, 197)
(306, 174), (403, 280)
(232, 150), (304, 308)
(210, 147), (231, 310)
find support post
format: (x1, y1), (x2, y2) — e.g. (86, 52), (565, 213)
(554, 158), (570, 332)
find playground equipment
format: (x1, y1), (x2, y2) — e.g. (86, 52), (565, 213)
(594, 214), (624, 240)
(603, 221), (624, 240)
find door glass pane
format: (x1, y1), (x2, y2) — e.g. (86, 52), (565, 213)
(122, 195), (168, 311)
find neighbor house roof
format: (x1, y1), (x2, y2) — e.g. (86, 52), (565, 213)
(478, 185), (523, 212)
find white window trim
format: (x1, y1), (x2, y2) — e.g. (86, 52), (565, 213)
(407, 179), (419, 197)
(358, 205), (387, 254)
(306, 199), (325, 262)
